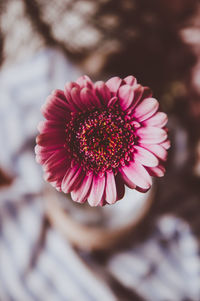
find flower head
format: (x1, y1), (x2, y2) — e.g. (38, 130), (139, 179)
(35, 75), (170, 206)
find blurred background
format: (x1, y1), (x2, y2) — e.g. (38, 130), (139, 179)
(0, 0), (200, 300)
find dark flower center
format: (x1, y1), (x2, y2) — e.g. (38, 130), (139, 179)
(67, 105), (137, 174)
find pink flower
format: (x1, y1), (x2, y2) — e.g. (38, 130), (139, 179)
(35, 75), (170, 206)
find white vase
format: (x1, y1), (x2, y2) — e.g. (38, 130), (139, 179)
(45, 184), (155, 251)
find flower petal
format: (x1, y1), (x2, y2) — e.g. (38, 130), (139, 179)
(43, 149), (68, 173)
(123, 75), (137, 86)
(51, 89), (67, 101)
(105, 171), (117, 204)
(134, 98), (159, 122)
(61, 165), (83, 193)
(143, 112), (168, 128)
(146, 165), (166, 177)
(141, 144), (167, 161)
(41, 95), (70, 121)
(44, 161), (70, 189)
(70, 86), (86, 110)
(35, 145), (64, 165)
(120, 168), (136, 189)
(44, 165), (67, 182)
(160, 139), (171, 150)
(87, 174), (105, 206)
(134, 145), (159, 167)
(37, 120), (65, 133)
(141, 87), (153, 100)
(35, 148), (55, 165)
(118, 85), (134, 111)
(108, 96), (118, 107)
(64, 82), (79, 111)
(48, 95), (71, 111)
(51, 180), (62, 191)
(120, 161), (152, 190)
(71, 173), (93, 203)
(35, 151), (53, 165)
(106, 77), (122, 94)
(94, 81), (111, 105)
(115, 173), (125, 200)
(137, 127), (167, 144)
(130, 85), (144, 110)
(80, 87), (101, 108)
(36, 131), (65, 147)
(76, 75), (93, 89)
(35, 144), (63, 154)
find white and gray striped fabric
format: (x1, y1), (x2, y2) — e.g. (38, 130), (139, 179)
(0, 49), (200, 301)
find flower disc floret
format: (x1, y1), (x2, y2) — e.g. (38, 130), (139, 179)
(67, 105), (137, 174)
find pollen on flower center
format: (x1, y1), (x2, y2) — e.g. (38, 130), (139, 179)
(67, 106), (137, 174)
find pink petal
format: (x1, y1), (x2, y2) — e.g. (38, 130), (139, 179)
(141, 87), (153, 100)
(51, 180), (62, 191)
(160, 139), (171, 150)
(120, 161), (152, 190)
(36, 149), (55, 165)
(61, 165), (82, 193)
(134, 98), (159, 122)
(106, 77), (122, 94)
(141, 144), (167, 161)
(64, 82), (79, 111)
(70, 87), (84, 110)
(43, 161), (69, 186)
(43, 160), (70, 187)
(76, 75), (93, 89)
(134, 145), (159, 167)
(94, 81), (111, 105)
(35, 144), (53, 155)
(35, 144), (63, 154)
(130, 86), (153, 113)
(51, 89), (66, 101)
(44, 156), (69, 182)
(123, 75), (137, 86)
(118, 85), (134, 111)
(105, 171), (117, 204)
(43, 149), (68, 173)
(137, 127), (167, 144)
(44, 165), (66, 182)
(80, 87), (101, 108)
(36, 152), (52, 165)
(37, 120), (65, 133)
(119, 164), (136, 189)
(130, 85), (144, 110)
(87, 174), (105, 206)
(35, 145), (65, 165)
(143, 112), (168, 128)
(41, 95), (71, 121)
(108, 96), (118, 107)
(71, 173), (93, 203)
(47, 95), (71, 111)
(36, 131), (65, 147)
(147, 165), (166, 177)
(115, 174), (125, 200)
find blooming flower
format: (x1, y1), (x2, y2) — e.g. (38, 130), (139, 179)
(35, 75), (170, 206)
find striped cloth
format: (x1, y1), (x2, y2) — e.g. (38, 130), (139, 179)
(0, 49), (200, 301)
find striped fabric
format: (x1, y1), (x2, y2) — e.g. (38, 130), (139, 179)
(0, 49), (200, 301)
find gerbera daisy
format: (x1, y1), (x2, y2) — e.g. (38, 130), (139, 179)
(35, 75), (169, 206)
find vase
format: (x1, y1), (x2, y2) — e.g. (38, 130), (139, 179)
(45, 184), (155, 251)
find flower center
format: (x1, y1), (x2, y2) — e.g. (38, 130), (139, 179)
(67, 105), (137, 174)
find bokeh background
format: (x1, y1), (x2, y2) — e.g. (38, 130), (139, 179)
(0, 1), (200, 300)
